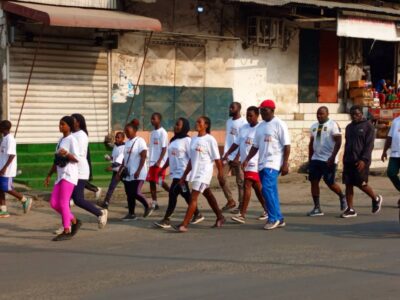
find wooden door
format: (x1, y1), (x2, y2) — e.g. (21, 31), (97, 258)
(318, 31), (339, 103)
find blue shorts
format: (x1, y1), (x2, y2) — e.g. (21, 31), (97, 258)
(0, 177), (13, 192)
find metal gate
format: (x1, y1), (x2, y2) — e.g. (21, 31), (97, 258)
(8, 36), (110, 144)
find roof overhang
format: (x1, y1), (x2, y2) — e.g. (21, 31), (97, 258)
(2, 1), (162, 31)
(230, 1), (400, 17)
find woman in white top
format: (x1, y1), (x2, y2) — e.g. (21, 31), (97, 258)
(175, 116), (225, 232)
(118, 120), (152, 221)
(70, 113), (107, 229)
(45, 116), (80, 241)
(154, 118), (204, 229)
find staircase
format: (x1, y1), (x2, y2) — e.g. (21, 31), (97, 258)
(15, 143), (112, 190)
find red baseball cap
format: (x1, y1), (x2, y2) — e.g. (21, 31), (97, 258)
(259, 99), (276, 109)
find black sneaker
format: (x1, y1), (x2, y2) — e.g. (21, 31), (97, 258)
(122, 214), (137, 221)
(52, 232), (72, 241)
(340, 208), (357, 218)
(71, 219), (82, 236)
(154, 219), (171, 229)
(307, 207), (324, 217)
(143, 207), (154, 218)
(340, 196), (348, 211)
(190, 213), (205, 224)
(372, 195), (383, 214)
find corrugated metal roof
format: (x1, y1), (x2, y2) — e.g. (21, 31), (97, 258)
(231, 0), (400, 17)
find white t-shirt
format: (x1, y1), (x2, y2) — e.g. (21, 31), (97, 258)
(168, 137), (191, 179)
(72, 130), (90, 180)
(388, 116), (400, 158)
(234, 123), (259, 173)
(253, 117), (291, 171)
(111, 144), (125, 171)
(0, 134), (17, 177)
(224, 117), (247, 161)
(189, 134), (220, 185)
(310, 119), (342, 163)
(149, 127), (168, 167)
(123, 137), (148, 181)
(55, 135), (79, 185)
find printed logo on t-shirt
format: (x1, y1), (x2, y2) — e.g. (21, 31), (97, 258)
(195, 144), (206, 153)
(153, 138), (159, 145)
(230, 128), (239, 136)
(312, 128), (317, 132)
(0, 146), (5, 153)
(171, 149), (178, 156)
(245, 137), (253, 145)
(323, 127), (327, 131)
(264, 135), (272, 142)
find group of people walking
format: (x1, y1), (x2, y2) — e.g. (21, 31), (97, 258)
(1, 99), (399, 241)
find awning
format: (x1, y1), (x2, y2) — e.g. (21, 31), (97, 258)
(230, 1), (400, 17)
(337, 17), (400, 42)
(2, 1), (162, 31)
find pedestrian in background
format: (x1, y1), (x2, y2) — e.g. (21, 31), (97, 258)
(118, 119), (153, 221)
(221, 102), (247, 213)
(0, 120), (32, 218)
(147, 112), (169, 210)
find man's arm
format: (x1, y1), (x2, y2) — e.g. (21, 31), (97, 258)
(382, 136), (392, 162)
(327, 135), (342, 166)
(281, 145), (290, 176)
(308, 137), (314, 162)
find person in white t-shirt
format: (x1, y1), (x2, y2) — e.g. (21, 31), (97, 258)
(99, 131), (125, 209)
(221, 102), (247, 212)
(154, 118), (204, 229)
(117, 119), (153, 221)
(307, 106), (347, 217)
(382, 115), (400, 209)
(0, 120), (32, 218)
(45, 116), (81, 241)
(147, 112), (170, 210)
(222, 106), (267, 224)
(243, 100), (290, 230)
(175, 116), (225, 232)
(70, 114), (108, 229)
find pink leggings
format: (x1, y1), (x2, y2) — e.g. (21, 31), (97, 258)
(50, 179), (76, 229)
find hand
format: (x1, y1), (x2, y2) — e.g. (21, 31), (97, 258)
(0, 168), (5, 176)
(356, 160), (366, 172)
(242, 160), (249, 171)
(58, 148), (68, 156)
(178, 177), (185, 186)
(381, 151), (388, 162)
(222, 155), (228, 163)
(327, 156), (335, 167)
(217, 173), (225, 187)
(233, 157), (240, 165)
(44, 176), (51, 187)
(280, 162), (289, 176)
(134, 170), (140, 179)
(106, 166), (113, 172)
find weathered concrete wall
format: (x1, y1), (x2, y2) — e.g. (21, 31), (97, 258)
(0, 9), (7, 120)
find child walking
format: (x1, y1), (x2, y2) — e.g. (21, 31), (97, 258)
(99, 131), (125, 209)
(0, 120), (32, 218)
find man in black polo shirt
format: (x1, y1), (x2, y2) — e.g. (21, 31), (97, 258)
(341, 105), (383, 218)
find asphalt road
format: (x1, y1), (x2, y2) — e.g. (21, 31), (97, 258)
(1, 175), (399, 300)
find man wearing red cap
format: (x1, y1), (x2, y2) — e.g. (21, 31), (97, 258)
(243, 100), (290, 230)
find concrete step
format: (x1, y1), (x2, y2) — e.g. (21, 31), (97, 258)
(298, 103), (345, 113)
(285, 119), (350, 129)
(303, 113), (351, 121)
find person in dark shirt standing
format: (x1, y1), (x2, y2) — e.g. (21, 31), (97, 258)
(341, 105), (383, 218)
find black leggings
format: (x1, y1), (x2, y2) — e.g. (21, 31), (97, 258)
(72, 179), (102, 217)
(164, 179), (199, 220)
(123, 180), (149, 215)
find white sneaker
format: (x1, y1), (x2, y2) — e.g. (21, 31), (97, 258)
(95, 188), (102, 200)
(264, 220), (280, 230)
(98, 209), (108, 229)
(257, 211), (268, 221)
(54, 226), (64, 235)
(69, 199), (75, 207)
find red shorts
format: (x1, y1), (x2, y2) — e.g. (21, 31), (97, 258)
(146, 166), (166, 183)
(244, 171), (260, 183)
